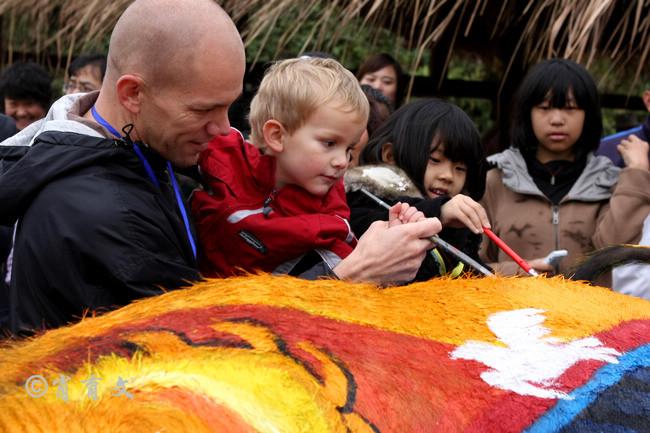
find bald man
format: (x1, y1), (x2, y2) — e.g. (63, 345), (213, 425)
(0, 0), (441, 334)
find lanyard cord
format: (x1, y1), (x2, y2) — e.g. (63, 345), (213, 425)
(91, 106), (197, 260)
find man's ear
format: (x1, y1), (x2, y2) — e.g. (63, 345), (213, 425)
(381, 142), (395, 163)
(115, 74), (145, 115)
(262, 120), (285, 153)
(642, 90), (650, 113)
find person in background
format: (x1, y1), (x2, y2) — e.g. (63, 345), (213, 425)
(356, 53), (405, 108)
(596, 89), (650, 298)
(349, 84), (393, 167)
(0, 114), (16, 141)
(479, 59), (650, 282)
(0, 62), (51, 131)
(596, 88), (649, 167)
(0, 113), (16, 332)
(63, 54), (107, 94)
(610, 211), (650, 300)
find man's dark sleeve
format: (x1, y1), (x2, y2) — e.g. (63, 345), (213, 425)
(9, 172), (200, 332)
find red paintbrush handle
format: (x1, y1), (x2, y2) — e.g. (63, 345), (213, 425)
(483, 227), (537, 276)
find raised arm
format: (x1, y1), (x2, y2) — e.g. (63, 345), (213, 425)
(594, 135), (650, 247)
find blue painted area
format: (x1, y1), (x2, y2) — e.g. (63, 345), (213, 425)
(608, 390), (650, 416)
(525, 344), (650, 433)
(560, 420), (638, 433)
(629, 367), (650, 383)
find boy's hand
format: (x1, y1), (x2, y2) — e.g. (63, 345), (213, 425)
(618, 134), (649, 171)
(388, 202), (425, 227)
(440, 194), (491, 234)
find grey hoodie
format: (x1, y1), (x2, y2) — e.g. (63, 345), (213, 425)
(487, 147), (620, 203)
(480, 147), (649, 280)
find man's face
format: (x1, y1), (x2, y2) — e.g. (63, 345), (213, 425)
(135, 49), (244, 168)
(64, 65), (103, 94)
(4, 97), (47, 130)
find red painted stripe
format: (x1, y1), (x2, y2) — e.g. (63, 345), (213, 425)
(26, 305), (650, 433)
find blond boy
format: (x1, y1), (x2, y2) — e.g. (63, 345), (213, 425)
(192, 57), (378, 277)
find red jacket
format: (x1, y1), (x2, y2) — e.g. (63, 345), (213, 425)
(191, 129), (356, 277)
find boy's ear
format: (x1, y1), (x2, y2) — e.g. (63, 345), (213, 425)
(381, 142), (395, 164)
(115, 74), (145, 114)
(262, 120), (285, 153)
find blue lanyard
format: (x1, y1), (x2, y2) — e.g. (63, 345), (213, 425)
(91, 106), (197, 260)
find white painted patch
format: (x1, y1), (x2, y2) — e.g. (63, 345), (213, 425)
(450, 308), (621, 399)
(360, 166), (412, 192)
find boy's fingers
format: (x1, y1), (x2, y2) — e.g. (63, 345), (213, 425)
(388, 203), (401, 220)
(403, 206), (418, 221)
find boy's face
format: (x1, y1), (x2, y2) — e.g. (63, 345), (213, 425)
(274, 103), (365, 196)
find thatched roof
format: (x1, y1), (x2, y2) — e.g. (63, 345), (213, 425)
(232, 0), (650, 93)
(1, 0), (648, 89)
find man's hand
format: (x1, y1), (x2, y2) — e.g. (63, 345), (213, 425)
(440, 194), (491, 234)
(618, 134), (649, 171)
(333, 217), (442, 285)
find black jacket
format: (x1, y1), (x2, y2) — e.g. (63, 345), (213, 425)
(0, 130), (200, 333)
(0, 114), (17, 142)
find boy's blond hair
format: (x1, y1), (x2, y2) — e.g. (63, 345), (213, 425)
(249, 57), (369, 147)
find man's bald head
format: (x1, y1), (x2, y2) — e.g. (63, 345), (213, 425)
(106, 0), (243, 87)
(93, 0), (245, 167)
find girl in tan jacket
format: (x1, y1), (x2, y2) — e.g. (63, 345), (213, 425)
(480, 59), (650, 281)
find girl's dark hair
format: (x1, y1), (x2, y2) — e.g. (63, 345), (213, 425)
(511, 58), (602, 161)
(0, 62), (52, 111)
(360, 98), (487, 200)
(356, 53), (405, 107)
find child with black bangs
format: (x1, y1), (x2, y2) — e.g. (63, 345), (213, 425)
(480, 58), (650, 279)
(345, 98), (491, 280)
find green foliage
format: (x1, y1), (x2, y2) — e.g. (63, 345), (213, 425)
(244, 3), (427, 73)
(446, 53), (494, 135)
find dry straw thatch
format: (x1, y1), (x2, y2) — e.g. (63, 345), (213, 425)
(1, 0), (648, 88)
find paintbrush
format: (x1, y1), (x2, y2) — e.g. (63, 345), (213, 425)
(358, 188), (494, 277)
(482, 227), (539, 276)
